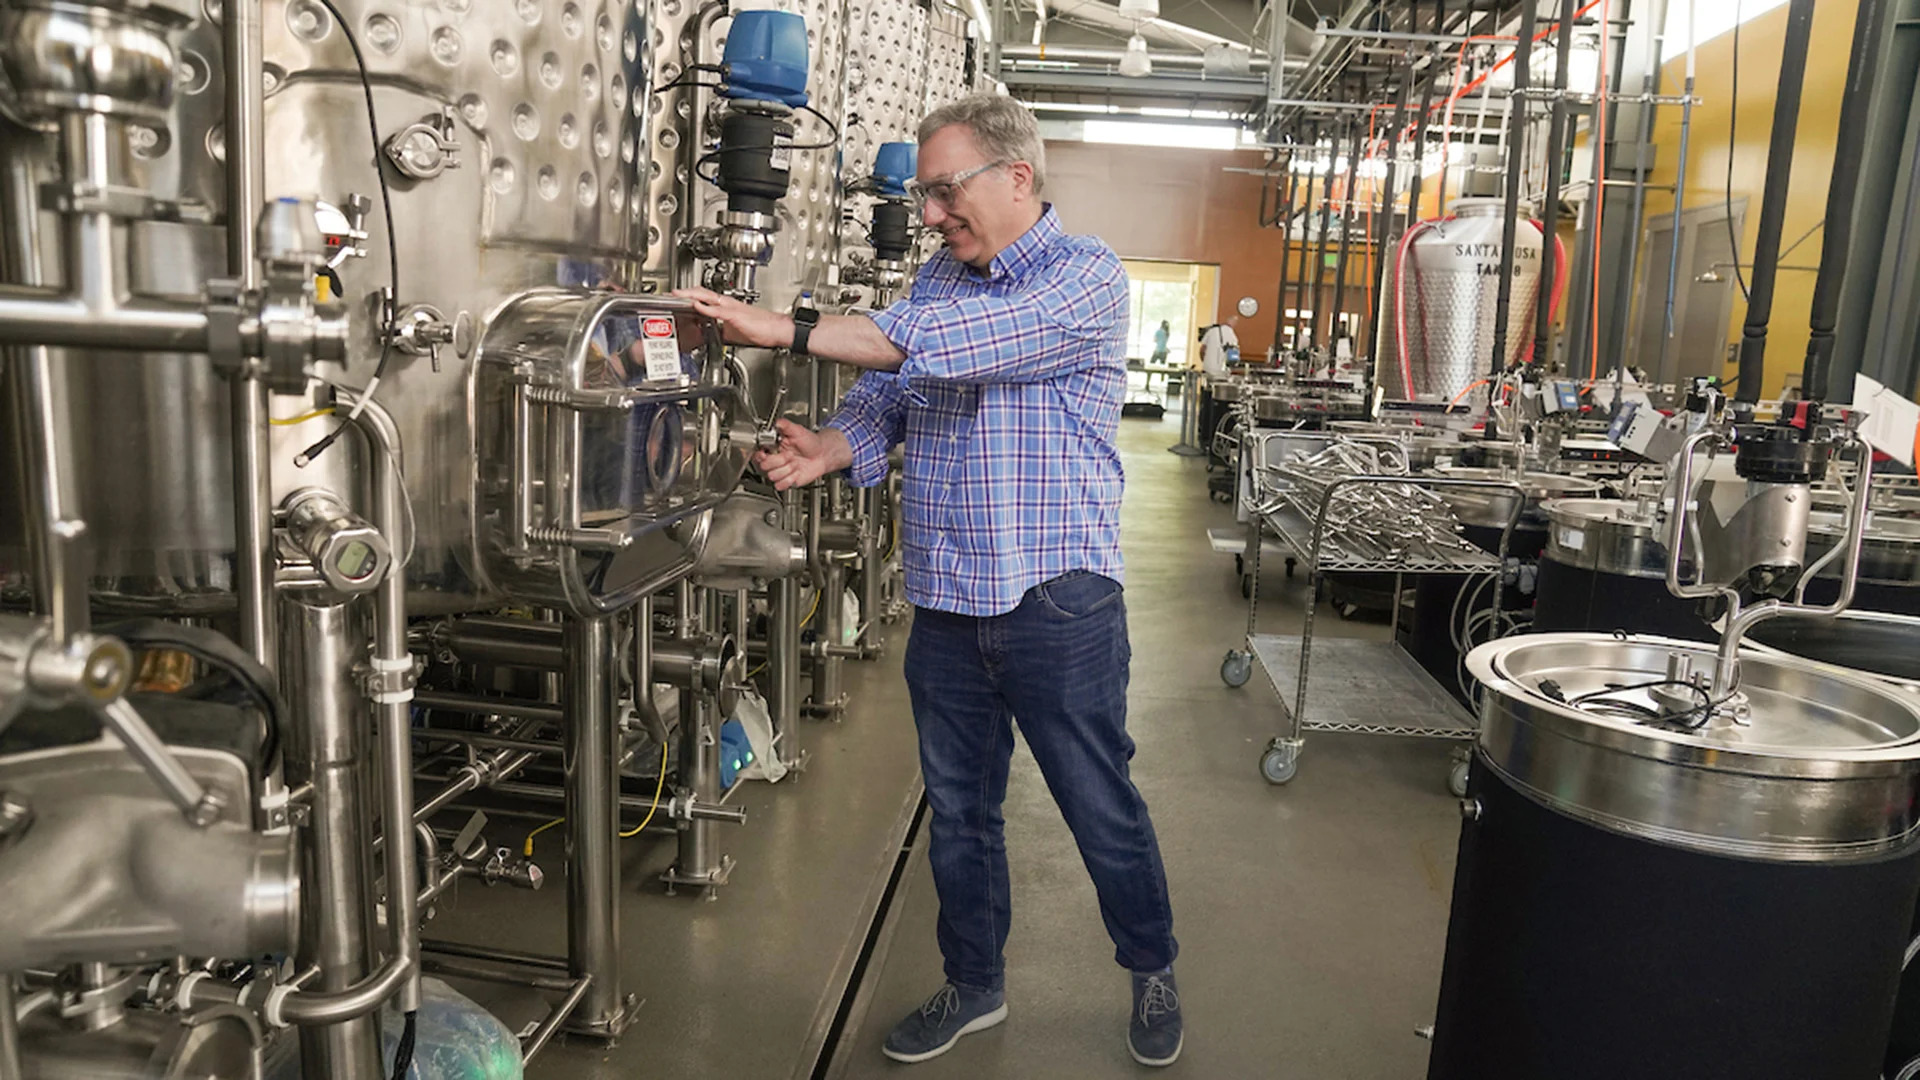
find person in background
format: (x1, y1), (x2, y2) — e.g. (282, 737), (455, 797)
(1196, 315), (1241, 459)
(1151, 319), (1170, 364)
(673, 93), (1182, 1069)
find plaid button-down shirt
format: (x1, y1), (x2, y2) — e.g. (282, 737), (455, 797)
(825, 206), (1129, 617)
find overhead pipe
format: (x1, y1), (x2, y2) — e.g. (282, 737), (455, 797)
(1309, 125), (1339, 349)
(1655, 0), (1692, 387)
(1331, 118), (1364, 355)
(1800, 0), (1892, 403)
(1291, 124), (1322, 349)
(1366, 70), (1412, 374)
(1732, 0), (1817, 403)
(999, 44), (1282, 69)
(1489, 0), (1538, 377)
(1271, 140), (1300, 357)
(1404, 68), (1438, 230)
(1530, 0), (1578, 368)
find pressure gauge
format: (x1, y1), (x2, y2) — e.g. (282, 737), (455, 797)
(283, 489), (393, 594)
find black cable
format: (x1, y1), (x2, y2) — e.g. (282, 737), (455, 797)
(100, 619), (289, 773)
(1568, 677), (1704, 705)
(1724, 0), (1751, 301)
(799, 103), (842, 146)
(300, 0), (400, 468)
(390, 1009), (417, 1080)
(653, 77), (724, 94)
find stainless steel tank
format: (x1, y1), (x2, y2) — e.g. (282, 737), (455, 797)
(1, 0), (745, 618)
(1430, 632), (1920, 1079)
(1536, 496), (1920, 638)
(1378, 198), (1543, 406)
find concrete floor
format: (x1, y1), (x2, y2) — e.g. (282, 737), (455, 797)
(825, 408), (1465, 1079)
(432, 402), (1465, 1079)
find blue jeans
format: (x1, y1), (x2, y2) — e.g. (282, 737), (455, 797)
(904, 571), (1178, 992)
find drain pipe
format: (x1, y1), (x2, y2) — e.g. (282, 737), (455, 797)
(1310, 127), (1339, 349)
(1658, 0), (1694, 385)
(1732, 0), (1817, 404)
(1531, 0), (1577, 368)
(1291, 124), (1320, 351)
(1368, 73), (1411, 377)
(1490, 0), (1538, 377)
(1331, 118), (1364, 357)
(1801, 0), (1892, 403)
(1272, 139), (1299, 357)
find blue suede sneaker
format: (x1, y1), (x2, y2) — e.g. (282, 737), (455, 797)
(1128, 969), (1183, 1067)
(881, 982), (1008, 1063)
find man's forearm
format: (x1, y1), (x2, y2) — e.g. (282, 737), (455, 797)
(808, 313), (906, 371)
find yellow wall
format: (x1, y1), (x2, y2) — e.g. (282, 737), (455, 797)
(1641, 0), (1856, 398)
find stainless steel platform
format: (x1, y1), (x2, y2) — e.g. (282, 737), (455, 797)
(1250, 633), (1476, 739)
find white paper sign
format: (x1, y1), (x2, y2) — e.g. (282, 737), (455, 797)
(1855, 373), (1919, 468)
(641, 316), (682, 382)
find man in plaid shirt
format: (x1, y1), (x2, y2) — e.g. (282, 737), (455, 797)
(678, 93), (1181, 1068)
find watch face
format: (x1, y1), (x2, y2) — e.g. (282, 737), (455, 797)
(1237, 296), (1259, 318)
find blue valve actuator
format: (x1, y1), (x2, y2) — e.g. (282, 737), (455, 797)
(721, 10), (810, 108)
(873, 142), (916, 197)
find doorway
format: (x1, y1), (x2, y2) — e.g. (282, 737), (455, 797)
(1122, 259), (1221, 370)
(1632, 201), (1743, 387)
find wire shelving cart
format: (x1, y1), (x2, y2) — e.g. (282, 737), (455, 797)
(1218, 440), (1525, 794)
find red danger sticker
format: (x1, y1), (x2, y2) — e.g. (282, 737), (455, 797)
(640, 316), (682, 381)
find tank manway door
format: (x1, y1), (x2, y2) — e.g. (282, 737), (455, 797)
(473, 291), (747, 616)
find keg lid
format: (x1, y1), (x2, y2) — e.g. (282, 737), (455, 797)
(1468, 633), (1920, 860)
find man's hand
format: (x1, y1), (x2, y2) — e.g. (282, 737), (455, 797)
(753, 419), (854, 490)
(675, 286), (795, 349)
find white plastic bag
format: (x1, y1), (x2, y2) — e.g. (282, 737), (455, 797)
(733, 688), (787, 783)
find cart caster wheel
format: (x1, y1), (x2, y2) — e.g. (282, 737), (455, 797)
(1220, 650), (1253, 688)
(1447, 759), (1471, 798)
(1260, 744), (1298, 785)
(1239, 573), (1253, 599)
(1285, 556), (1297, 580)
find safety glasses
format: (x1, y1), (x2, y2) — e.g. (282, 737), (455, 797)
(903, 160), (1008, 211)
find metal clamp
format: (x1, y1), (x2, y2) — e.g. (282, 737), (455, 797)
(385, 106), (462, 179)
(362, 654), (419, 706)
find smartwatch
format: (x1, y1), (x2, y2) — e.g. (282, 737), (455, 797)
(791, 306), (820, 356)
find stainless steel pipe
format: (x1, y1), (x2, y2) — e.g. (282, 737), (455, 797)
(0, 135), (87, 644)
(187, 396), (420, 1029)
(442, 616), (568, 670)
(562, 615), (632, 1036)
(413, 692), (565, 726)
(768, 574), (802, 767)
(222, 0), (271, 673)
(0, 979), (19, 1080)
(279, 597), (383, 1079)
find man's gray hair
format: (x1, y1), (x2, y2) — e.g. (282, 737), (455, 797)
(918, 94), (1048, 195)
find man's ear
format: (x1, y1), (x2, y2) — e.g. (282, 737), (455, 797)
(1006, 160), (1036, 200)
